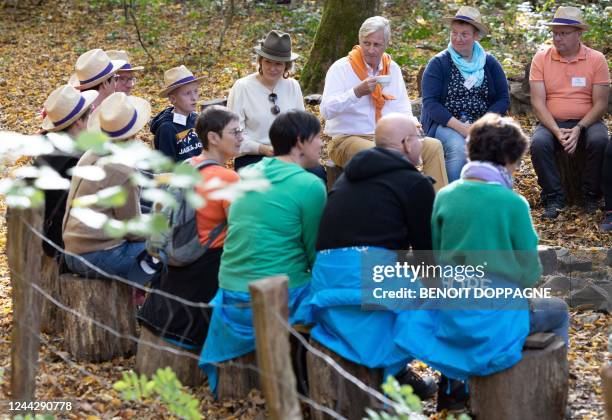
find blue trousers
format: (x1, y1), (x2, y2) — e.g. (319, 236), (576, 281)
(435, 125), (467, 182)
(528, 297), (569, 345)
(65, 241), (148, 284)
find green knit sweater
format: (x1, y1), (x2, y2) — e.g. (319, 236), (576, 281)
(431, 180), (542, 287)
(219, 158), (327, 292)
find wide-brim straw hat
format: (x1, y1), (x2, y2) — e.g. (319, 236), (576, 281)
(254, 30), (299, 62)
(159, 65), (205, 98)
(88, 92), (151, 141)
(442, 6), (489, 36)
(71, 49), (127, 90)
(544, 6), (589, 30)
(106, 49), (144, 71)
(41, 85), (99, 132)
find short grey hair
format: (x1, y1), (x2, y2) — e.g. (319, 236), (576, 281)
(359, 16), (390, 46)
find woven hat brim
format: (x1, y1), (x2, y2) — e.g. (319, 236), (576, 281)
(442, 16), (489, 36)
(87, 96), (152, 141)
(544, 22), (589, 30)
(254, 46), (300, 62)
(159, 76), (205, 98)
(75, 59), (127, 90)
(118, 65), (145, 72)
(41, 90), (99, 132)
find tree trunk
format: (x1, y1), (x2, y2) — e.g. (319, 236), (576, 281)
(135, 327), (205, 388)
(300, 0), (378, 94)
(470, 336), (568, 420)
(306, 339), (383, 420)
(60, 274), (137, 362)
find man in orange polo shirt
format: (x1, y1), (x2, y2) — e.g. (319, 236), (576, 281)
(529, 6), (609, 219)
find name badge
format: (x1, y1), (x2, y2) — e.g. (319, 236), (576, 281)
(173, 112), (188, 125)
(463, 75), (477, 90)
(571, 77), (586, 87)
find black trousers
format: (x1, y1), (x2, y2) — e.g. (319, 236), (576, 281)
(603, 136), (612, 211)
(530, 120), (608, 199)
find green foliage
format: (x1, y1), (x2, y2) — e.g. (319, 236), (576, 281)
(113, 368), (202, 420)
(364, 375), (424, 420)
(13, 415), (55, 420)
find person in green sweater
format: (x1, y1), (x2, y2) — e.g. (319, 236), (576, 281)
(199, 110), (326, 393)
(396, 113), (569, 411)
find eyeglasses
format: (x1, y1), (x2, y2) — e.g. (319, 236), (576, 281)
(115, 75), (137, 84)
(228, 128), (244, 137)
(552, 30), (579, 38)
(268, 93), (280, 115)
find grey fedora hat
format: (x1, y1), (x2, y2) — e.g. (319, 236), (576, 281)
(254, 30), (299, 62)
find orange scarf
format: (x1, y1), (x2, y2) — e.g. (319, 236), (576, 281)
(348, 45), (395, 122)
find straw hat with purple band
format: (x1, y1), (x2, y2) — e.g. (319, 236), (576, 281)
(71, 49), (127, 90)
(106, 50), (145, 71)
(442, 6), (489, 36)
(159, 65), (205, 98)
(88, 92), (151, 141)
(254, 30), (299, 62)
(544, 6), (589, 30)
(41, 85), (99, 132)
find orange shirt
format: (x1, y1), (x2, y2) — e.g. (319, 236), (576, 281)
(192, 156), (240, 249)
(529, 44), (609, 121)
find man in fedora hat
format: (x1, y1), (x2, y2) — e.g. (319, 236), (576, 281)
(63, 92), (161, 285)
(106, 50), (144, 96)
(36, 85), (99, 259)
(420, 6), (509, 182)
(529, 6), (609, 219)
(71, 49), (125, 110)
(320, 16), (448, 192)
(151, 65), (204, 162)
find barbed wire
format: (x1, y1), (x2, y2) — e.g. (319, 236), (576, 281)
(3, 211), (414, 419)
(10, 270), (350, 419)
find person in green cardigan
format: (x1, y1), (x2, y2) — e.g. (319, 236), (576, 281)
(397, 113), (569, 411)
(199, 110), (326, 393)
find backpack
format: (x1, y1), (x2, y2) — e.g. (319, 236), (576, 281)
(146, 159), (226, 267)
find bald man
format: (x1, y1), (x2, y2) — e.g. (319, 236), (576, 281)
(306, 113), (437, 400)
(317, 113), (434, 251)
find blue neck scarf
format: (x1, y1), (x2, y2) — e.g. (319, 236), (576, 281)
(460, 160), (513, 189)
(448, 41), (486, 88)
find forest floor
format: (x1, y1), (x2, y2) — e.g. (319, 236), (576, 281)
(0, 1), (609, 419)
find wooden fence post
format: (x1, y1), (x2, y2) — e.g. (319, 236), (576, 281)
(249, 276), (302, 420)
(6, 206), (44, 401)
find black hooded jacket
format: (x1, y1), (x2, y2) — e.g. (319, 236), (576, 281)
(316, 147), (435, 251)
(150, 106), (202, 162)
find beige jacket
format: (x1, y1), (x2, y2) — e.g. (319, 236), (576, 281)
(62, 150), (144, 254)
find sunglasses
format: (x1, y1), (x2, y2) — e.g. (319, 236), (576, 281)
(268, 93), (280, 115)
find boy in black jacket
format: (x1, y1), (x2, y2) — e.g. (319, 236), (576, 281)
(151, 65), (204, 161)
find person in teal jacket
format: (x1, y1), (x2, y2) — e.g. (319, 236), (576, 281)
(395, 113), (569, 411)
(199, 110), (326, 393)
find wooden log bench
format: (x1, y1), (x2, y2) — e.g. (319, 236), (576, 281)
(40, 254), (64, 335)
(306, 338), (383, 420)
(59, 273), (137, 362)
(470, 333), (568, 420)
(135, 326), (205, 387)
(217, 351), (260, 400)
(216, 322), (312, 401)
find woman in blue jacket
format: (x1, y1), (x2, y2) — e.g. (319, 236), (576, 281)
(420, 6), (509, 182)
